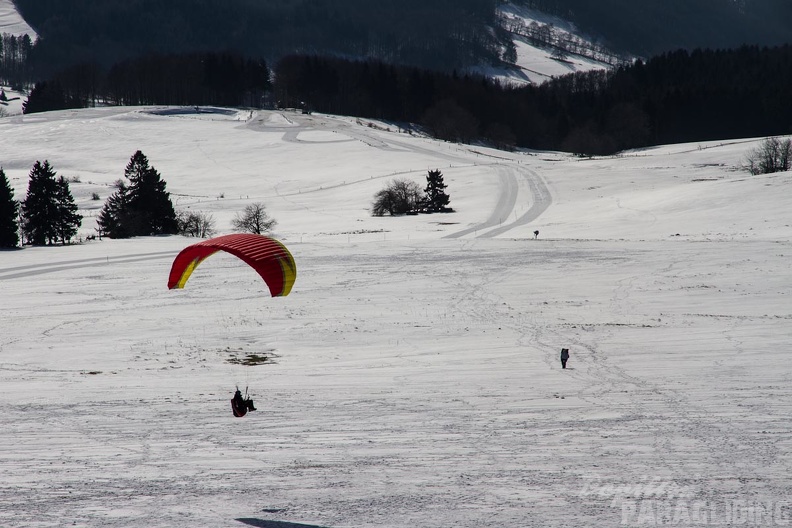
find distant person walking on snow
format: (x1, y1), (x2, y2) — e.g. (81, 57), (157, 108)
(534, 230), (539, 239)
(560, 348), (569, 369)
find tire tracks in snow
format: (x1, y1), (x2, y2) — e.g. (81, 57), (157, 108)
(247, 111), (555, 239)
(444, 164), (551, 240)
(0, 251), (176, 280)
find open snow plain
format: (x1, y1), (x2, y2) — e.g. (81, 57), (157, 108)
(1, 107), (791, 527)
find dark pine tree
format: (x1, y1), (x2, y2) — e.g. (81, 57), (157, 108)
(22, 80), (75, 114)
(99, 151), (178, 238)
(124, 151), (178, 236)
(0, 167), (20, 248)
(96, 181), (130, 239)
(424, 169), (450, 212)
(20, 160), (60, 245)
(54, 175), (82, 244)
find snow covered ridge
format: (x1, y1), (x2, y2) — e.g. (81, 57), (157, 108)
(471, 3), (622, 85)
(0, 0), (35, 36)
(0, 0), (607, 89)
(0, 106), (791, 527)
(498, 3), (627, 66)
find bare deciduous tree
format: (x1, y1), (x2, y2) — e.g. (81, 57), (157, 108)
(744, 137), (792, 175)
(371, 178), (424, 216)
(177, 210), (216, 238)
(232, 202), (277, 234)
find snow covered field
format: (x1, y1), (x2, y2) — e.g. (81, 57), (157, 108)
(1, 106), (791, 527)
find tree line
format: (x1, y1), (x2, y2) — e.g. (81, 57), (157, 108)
(0, 151), (181, 248)
(22, 51), (271, 113)
(0, 161), (81, 247)
(274, 45), (792, 155)
(12, 0), (512, 78)
(22, 44), (792, 155)
(497, 14), (628, 66)
(0, 33), (33, 87)
(515, 0), (792, 57)
(0, 150), (287, 249)
(372, 170), (451, 216)
(12, 0), (792, 79)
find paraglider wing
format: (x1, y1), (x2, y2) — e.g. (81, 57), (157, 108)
(167, 233), (296, 297)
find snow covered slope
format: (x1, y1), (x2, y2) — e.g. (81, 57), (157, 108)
(1, 106), (790, 527)
(474, 3), (617, 85)
(0, 0), (608, 91)
(0, 0), (35, 36)
(0, 0), (34, 116)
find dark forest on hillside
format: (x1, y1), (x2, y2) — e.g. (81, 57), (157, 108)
(20, 52), (271, 113)
(12, 0), (513, 77)
(274, 47), (792, 154)
(520, 0), (792, 57)
(11, 0), (792, 78)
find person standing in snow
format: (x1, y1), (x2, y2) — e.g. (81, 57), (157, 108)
(560, 348), (570, 369)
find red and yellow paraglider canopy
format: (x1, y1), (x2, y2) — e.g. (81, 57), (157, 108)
(168, 233), (296, 297)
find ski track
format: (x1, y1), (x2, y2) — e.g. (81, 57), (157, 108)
(475, 166), (551, 239)
(436, 159), (551, 240)
(0, 251), (176, 280)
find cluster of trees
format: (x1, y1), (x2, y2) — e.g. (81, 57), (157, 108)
(498, 14), (628, 66)
(13, 0), (512, 78)
(97, 151), (178, 239)
(27, 44), (792, 155)
(23, 51), (271, 113)
(0, 161), (81, 248)
(275, 45), (792, 155)
(177, 210), (215, 239)
(1, 149), (283, 248)
(95, 151), (281, 240)
(372, 170), (451, 216)
(0, 33), (33, 86)
(744, 137), (792, 175)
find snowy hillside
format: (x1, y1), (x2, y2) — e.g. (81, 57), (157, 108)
(0, 0), (34, 36)
(473, 3), (616, 85)
(0, 0), (34, 117)
(0, 0), (610, 94)
(1, 106), (791, 527)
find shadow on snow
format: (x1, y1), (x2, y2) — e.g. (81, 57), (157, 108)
(236, 519), (331, 528)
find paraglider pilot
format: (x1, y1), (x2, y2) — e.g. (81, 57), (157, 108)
(232, 388), (257, 417)
(561, 348), (570, 369)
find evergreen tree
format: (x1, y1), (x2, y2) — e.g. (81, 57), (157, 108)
(20, 161), (59, 245)
(424, 169), (450, 212)
(98, 151), (178, 238)
(124, 151), (178, 235)
(22, 80), (74, 114)
(53, 175), (82, 244)
(97, 181), (129, 239)
(0, 168), (20, 248)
